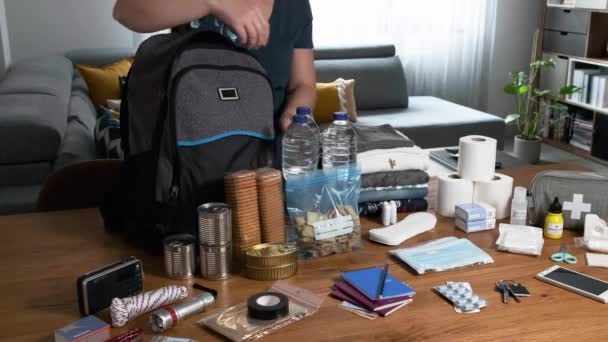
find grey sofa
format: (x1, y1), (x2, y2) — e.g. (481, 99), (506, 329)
(314, 45), (505, 149)
(0, 57), (98, 214)
(0, 44), (504, 215)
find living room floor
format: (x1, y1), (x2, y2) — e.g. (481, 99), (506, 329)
(503, 139), (608, 175)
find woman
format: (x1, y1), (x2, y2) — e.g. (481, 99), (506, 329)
(113, 0), (316, 132)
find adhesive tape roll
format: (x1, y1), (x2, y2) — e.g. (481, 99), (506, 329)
(247, 292), (289, 320)
(473, 173), (514, 220)
(437, 174), (474, 218)
(457, 135), (497, 182)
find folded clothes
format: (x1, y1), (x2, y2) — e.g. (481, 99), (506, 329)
(359, 187), (429, 203)
(359, 199), (429, 216)
(353, 124), (415, 153)
(358, 146), (430, 175)
(362, 184), (428, 191)
(361, 170), (430, 188)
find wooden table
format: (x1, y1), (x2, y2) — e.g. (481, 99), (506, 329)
(2, 163), (606, 341)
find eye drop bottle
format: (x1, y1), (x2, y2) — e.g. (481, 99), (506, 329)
(544, 197), (564, 239)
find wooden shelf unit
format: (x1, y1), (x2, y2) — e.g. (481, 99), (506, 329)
(540, 3), (608, 163)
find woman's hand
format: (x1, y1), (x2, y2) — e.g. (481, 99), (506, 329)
(280, 112), (296, 132)
(211, 0), (272, 49)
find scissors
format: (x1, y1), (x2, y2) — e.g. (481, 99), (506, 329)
(551, 244), (577, 264)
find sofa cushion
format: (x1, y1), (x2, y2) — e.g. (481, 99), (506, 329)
(0, 93), (69, 164)
(0, 56), (74, 164)
(0, 56), (73, 98)
(0, 163), (52, 187)
(315, 45), (396, 60)
(315, 56), (408, 110)
(54, 95), (98, 170)
(356, 97), (505, 149)
(0, 185), (41, 215)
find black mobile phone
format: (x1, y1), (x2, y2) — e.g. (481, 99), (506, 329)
(77, 256), (144, 316)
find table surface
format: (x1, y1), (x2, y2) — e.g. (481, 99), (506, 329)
(2, 162), (606, 342)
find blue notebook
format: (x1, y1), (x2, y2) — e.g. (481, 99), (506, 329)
(342, 266), (416, 300)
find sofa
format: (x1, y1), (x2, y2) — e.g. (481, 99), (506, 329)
(313, 45), (505, 148)
(0, 44), (504, 215)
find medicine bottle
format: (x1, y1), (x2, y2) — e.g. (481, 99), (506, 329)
(510, 186), (527, 225)
(544, 197), (564, 239)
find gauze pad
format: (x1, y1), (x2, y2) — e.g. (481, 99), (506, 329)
(369, 212), (437, 246)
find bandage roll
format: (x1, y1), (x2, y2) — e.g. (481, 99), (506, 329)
(437, 174), (474, 218)
(473, 173), (514, 220)
(457, 136), (497, 182)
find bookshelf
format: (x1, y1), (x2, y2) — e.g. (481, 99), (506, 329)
(541, 2), (608, 164)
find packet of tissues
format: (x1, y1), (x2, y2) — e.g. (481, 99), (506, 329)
(496, 224), (544, 256)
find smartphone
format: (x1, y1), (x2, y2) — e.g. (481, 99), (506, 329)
(536, 265), (608, 303)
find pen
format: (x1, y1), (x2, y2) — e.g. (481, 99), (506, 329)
(376, 264), (389, 300)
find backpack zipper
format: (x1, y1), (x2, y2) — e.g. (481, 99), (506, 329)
(166, 64), (272, 203)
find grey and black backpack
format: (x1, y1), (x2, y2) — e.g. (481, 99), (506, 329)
(102, 30), (274, 253)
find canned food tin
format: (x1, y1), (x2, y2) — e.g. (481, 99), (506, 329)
(198, 203), (232, 246)
(163, 234), (196, 280)
(200, 244), (231, 280)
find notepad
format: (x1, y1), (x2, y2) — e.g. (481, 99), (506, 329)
(342, 266), (415, 300)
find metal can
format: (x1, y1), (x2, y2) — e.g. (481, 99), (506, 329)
(163, 234), (196, 280)
(198, 203), (232, 246)
(200, 244), (231, 280)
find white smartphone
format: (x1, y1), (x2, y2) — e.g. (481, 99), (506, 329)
(536, 265), (608, 303)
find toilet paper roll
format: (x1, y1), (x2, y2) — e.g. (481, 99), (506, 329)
(457, 135), (497, 181)
(473, 173), (514, 220)
(437, 174), (474, 218)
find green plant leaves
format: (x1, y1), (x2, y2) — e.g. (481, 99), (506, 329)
(535, 89), (550, 97)
(559, 85), (582, 96)
(505, 113), (521, 124)
(503, 83), (529, 95)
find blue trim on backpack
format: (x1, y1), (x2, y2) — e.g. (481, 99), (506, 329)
(176, 130), (274, 146)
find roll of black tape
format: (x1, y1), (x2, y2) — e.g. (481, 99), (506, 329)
(247, 292), (289, 321)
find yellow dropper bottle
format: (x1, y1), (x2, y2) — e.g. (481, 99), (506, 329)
(544, 197), (564, 239)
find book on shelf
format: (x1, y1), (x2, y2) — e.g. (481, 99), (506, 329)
(571, 69), (608, 108)
(570, 139), (592, 152)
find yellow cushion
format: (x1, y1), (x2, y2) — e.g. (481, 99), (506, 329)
(77, 58), (132, 106)
(313, 79), (358, 124)
(314, 83), (341, 123)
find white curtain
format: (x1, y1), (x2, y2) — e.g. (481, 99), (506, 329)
(310, 0), (497, 109)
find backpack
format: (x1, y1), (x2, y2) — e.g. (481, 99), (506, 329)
(102, 30), (275, 253)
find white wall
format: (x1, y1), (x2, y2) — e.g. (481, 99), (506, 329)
(0, 0), (11, 75)
(4, 0), (133, 62)
(486, 0), (545, 119)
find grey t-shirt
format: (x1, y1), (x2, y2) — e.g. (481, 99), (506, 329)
(189, 0), (313, 116)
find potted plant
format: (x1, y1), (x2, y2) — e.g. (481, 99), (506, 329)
(503, 59), (581, 164)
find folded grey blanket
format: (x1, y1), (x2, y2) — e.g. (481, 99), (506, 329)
(353, 124), (415, 153)
(361, 170), (430, 188)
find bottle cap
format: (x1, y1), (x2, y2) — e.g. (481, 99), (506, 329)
(293, 114), (308, 124)
(333, 112), (348, 121)
(296, 106), (312, 116)
(549, 197), (562, 214)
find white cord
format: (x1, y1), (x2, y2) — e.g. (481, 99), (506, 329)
(110, 285), (188, 327)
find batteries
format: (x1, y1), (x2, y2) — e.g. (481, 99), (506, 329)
(198, 203), (232, 280)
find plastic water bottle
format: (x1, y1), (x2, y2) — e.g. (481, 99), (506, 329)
(295, 106), (320, 141)
(322, 112), (357, 169)
(282, 109), (320, 178)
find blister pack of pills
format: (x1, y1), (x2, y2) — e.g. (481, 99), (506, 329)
(433, 282), (487, 313)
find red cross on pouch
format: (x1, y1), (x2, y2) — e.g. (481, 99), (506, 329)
(563, 194), (592, 220)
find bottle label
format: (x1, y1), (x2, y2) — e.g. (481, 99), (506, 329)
(313, 215), (354, 240)
(512, 210), (526, 219)
(546, 223), (563, 236)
